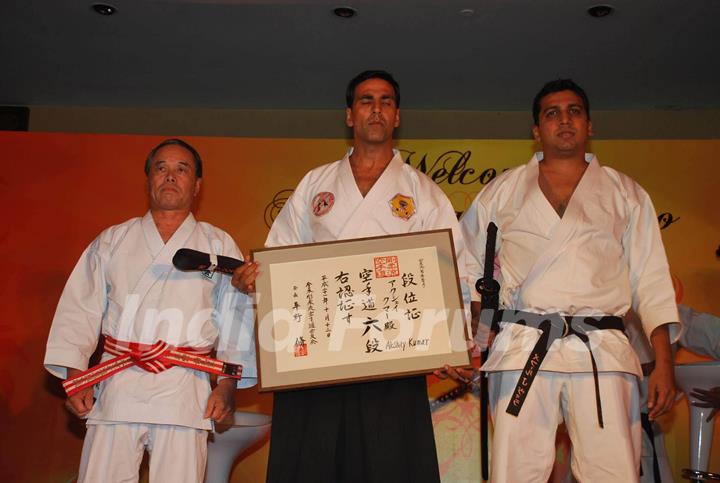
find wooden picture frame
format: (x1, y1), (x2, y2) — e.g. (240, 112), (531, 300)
(252, 229), (470, 392)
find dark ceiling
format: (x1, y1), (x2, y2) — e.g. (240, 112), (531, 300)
(1, 0), (718, 110)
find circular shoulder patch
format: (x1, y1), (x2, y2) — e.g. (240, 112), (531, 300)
(312, 191), (335, 217)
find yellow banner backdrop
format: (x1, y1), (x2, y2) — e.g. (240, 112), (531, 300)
(1, 132), (717, 482)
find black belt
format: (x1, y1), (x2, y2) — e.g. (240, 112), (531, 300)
(641, 412), (662, 482)
(496, 310), (625, 428)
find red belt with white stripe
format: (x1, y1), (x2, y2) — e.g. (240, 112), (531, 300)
(62, 336), (242, 397)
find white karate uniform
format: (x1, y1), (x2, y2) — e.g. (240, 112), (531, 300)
(264, 150), (468, 483)
(44, 212), (257, 482)
(461, 153), (680, 483)
(268, 149), (467, 256)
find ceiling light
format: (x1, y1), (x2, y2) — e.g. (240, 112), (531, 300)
(92, 4), (117, 16)
(459, 9), (475, 17)
(333, 6), (357, 19)
(587, 4), (614, 18)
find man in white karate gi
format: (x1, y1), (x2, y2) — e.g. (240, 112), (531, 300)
(44, 139), (257, 482)
(460, 79), (679, 482)
(233, 70), (467, 483)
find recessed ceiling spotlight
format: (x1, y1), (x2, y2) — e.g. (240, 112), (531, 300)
(587, 4), (614, 18)
(459, 8), (475, 17)
(333, 6), (357, 19)
(92, 3), (117, 15)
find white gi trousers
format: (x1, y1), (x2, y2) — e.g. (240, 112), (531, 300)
(489, 370), (641, 483)
(78, 423), (208, 483)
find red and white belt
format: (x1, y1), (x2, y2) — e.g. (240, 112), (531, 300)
(62, 336), (242, 397)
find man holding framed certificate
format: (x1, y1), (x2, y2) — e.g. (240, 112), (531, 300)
(232, 70), (469, 483)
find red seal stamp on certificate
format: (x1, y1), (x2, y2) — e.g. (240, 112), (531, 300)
(374, 256), (399, 278)
(312, 192), (335, 216)
(294, 339), (308, 357)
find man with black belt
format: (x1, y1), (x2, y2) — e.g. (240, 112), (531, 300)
(460, 79), (679, 482)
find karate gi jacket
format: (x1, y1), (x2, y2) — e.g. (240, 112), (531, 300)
(461, 153), (680, 377)
(45, 212), (257, 430)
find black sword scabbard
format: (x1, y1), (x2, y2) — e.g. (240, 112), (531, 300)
(476, 222), (499, 482)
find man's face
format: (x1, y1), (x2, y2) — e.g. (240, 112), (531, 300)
(146, 144), (201, 212)
(345, 78), (400, 144)
(532, 90), (593, 158)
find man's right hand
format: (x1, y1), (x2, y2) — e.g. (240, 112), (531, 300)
(65, 368), (94, 418)
(231, 260), (260, 294)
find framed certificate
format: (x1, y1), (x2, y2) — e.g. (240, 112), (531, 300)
(252, 229), (470, 392)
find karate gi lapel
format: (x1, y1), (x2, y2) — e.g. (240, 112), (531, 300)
(117, 212), (198, 336)
(520, 154), (600, 296)
(337, 150), (405, 240)
(334, 151), (364, 238)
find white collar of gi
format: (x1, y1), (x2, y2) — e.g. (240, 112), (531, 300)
(533, 152), (596, 163)
(345, 147), (402, 162)
(141, 211), (197, 255)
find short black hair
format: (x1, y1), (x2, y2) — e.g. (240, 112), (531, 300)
(532, 79), (590, 125)
(345, 70), (401, 108)
(144, 138), (203, 178)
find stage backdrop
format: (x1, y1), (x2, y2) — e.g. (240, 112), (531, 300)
(0, 132), (717, 482)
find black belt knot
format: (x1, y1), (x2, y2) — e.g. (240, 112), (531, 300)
(499, 310), (624, 429)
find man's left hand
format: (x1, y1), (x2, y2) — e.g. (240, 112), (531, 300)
(648, 324), (677, 420)
(433, 338), (481, 383)
(434, 364), (474, 383)
(647, 358), (676, 420)
(204, 378), (236, 423)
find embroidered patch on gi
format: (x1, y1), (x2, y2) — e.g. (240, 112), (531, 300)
(201, 270), (215, 281)
(389, 193), (415, 220)
(312, 191), (335, 217)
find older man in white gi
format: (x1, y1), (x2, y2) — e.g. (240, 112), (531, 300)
(233, 70), (467, 483)
(44, 139), (256, 482)
(460, 79), (679, 482)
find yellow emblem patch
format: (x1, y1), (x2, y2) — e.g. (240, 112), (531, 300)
(389, 193), (415, 220)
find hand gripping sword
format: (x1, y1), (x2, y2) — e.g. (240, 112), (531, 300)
(475, 222), (499, 481)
